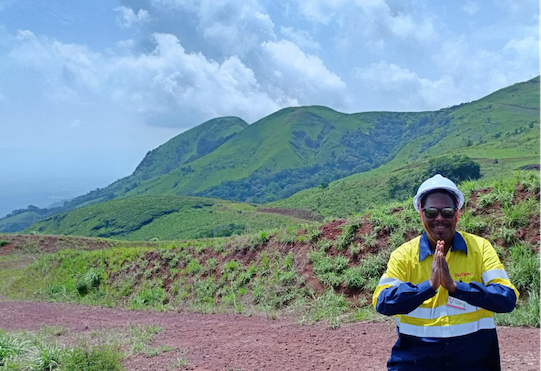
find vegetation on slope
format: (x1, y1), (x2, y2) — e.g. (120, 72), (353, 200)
(0, 208), (46, 234)
(0, 116), (248, 233)
(272, 142), (541, 217)
(1, 77), (538, 234)
(24, 196), (310, 241)
(1, 171), (538, 328)
(142, 76), (539, 202)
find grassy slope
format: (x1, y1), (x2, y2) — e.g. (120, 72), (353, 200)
(0, 211), (43, 233)
(64, 116), (249, 208)
(1, 77), (538, 232)
(125, 77), (539, 200)
(121, 106), (373, 195)
(0, 117), (248, 233)
(1, 171), (539, 327)
(269, 77), (540, 217)
(25, 196), (308, 241)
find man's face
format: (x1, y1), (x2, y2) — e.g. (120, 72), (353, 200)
(421, 191), (457, 246)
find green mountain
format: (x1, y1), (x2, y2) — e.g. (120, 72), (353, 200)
(269, 77), (540, 217)
(63, 116), (249, 209)
(121, 76), (539, 204)
(0, 116), (248, 233)
(2, 76), (539, 234)
(25, 195), (309, 241)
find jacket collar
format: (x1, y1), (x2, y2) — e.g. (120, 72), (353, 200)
(419, 231), (467, 262)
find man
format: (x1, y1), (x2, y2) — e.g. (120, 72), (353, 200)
(373, 174), (518, 371)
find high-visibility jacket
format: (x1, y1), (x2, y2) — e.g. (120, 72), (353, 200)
(373, 231), (518, 371)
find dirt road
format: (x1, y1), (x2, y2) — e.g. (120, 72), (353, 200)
(0, 301), (538, 370)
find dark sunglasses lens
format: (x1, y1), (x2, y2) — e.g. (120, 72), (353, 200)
(441, 208), (456, 218)
(423, 208), (438, 218)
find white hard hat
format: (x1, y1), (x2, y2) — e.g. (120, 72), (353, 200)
(413, 174), (464, 212)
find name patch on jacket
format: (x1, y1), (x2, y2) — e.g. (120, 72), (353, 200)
(447, 297), (467, 310)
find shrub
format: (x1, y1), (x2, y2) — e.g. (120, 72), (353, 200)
(502, 200), (537, 229)
(203, 258), (218, 275)
(477, 192), (497, 208)
(458, 211), (487, 234)
(515, 170), (540, 193)
(257, 231), (269, 244)
(495, 290), (540, 327)
(507, 244), (540, 294)
(45, 284), (66, 299)
(304, 290), (348, 329)
(186, 259), (202, 275)
(62, 343), (125, 371)
(317, 240), (333, 252)
(349, 243), (361, 258)
(491, 182), (514, 207)
(130, 287), (166, 307)
(0, 332), (27, 366)
(360, 230), (378, 248)
(425, 155), (481, 183)
(370, 211), (399, 232)
(357, 252), (388, 291)
(343, 267), (367, 289)
(30, 341), (63, 371)
(0, 240), (8, 247)
(319, 272), (342, 287)
(75, 280), (89, 296)
(84, 268), (101, 288)
(335, 223), (357, 250)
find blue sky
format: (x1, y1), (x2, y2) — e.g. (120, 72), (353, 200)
(0, 0), (539, 216)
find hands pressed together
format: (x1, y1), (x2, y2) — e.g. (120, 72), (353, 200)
(429, 240), (457, 293)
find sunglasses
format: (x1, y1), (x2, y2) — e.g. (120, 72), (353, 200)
(422, 207), (456, 219)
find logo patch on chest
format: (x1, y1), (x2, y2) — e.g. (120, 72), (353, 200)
(447, 297), (467, 310)
(454, 272), (472, 278)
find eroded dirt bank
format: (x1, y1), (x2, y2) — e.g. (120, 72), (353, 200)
(0, 301), (538, 371)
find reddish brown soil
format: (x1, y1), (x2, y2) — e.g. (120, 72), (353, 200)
(0, 300), (538, 371)
(257, 208), (324, 222)
(0, 234), (159, 256)
(319, 219), (346, 240)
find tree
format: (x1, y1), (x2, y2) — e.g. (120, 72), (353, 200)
(426, 155), (481, 183)
(319, 182), (329, 189)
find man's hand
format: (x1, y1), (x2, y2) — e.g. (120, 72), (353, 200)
(429, 240), (444, 290)
(439, 244), (457, 293)
(430, 240), (456, 292)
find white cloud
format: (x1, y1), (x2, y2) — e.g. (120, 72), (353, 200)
(115, 39), (136, 50)
(114, 6), (151, 28)
(261, 39), (348, 107)
(149, 0), (276, 57)
(280, 26), (320, 50)
(8, 30), (287, 125)
(461, 1), (480, 16)
(297, 0), (439, 45)
(433, 35), (539, 97)
(108, 33), (286, 122)
(353, 61), (461, 110)
(503, 36), (540, 61)
(11, 30), (102, 92)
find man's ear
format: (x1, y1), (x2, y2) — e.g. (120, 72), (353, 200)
(455, 209), (460, 223)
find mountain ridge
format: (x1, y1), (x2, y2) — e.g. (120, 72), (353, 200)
(1, 75), (538, 233)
